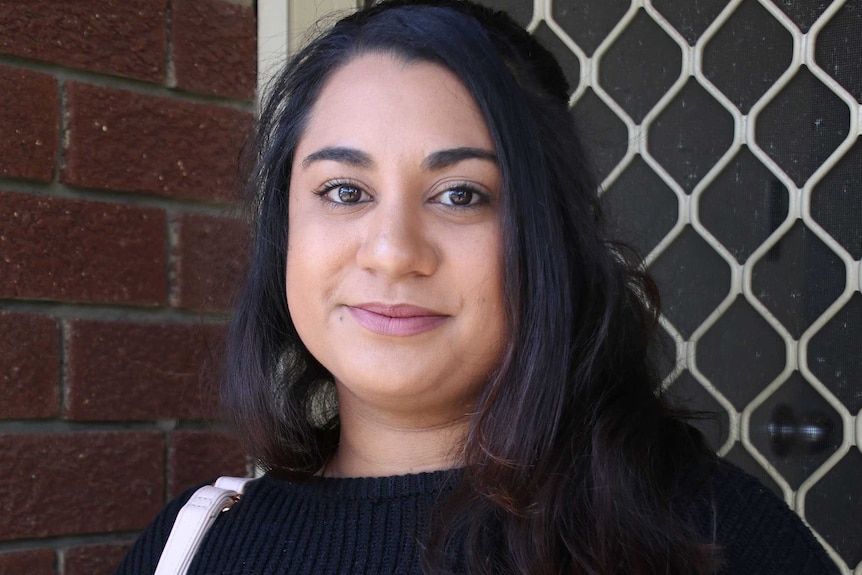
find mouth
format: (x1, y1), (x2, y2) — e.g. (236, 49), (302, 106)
(346, 303), (449, 337)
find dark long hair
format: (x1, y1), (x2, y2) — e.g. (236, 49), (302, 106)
(225, 1), (718, 573)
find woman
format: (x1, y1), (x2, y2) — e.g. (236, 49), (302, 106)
(116, 1), (838, 573)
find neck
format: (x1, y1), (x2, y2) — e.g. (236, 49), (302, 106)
(323, 390), (470, 478)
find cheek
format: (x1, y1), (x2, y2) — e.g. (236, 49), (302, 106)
(474, 232), (505, 304)
(462, 230), (507, 339)
(285, 249), (308, 343)
(285, 237), (334, 370)
(285, 196), (322, 294)
(284, 214), (350, 336)
(285, 208), (320, 332)
(284, 246), (303, 314)
(485, 240), (509, 348)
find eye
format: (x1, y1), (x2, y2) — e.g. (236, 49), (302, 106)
(316, 181), (371, 205)
(333, 185), (364, 203)
(433, 185), (486, 207)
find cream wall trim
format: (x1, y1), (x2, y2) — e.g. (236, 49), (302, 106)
(289, 0), (360, 53)
(257, 0), (288, 97)
(257, 0), (359, 97)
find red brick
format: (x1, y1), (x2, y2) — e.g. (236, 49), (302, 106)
(0, 191), (166, 305)
(0, 65), (59, 182)
(63, 83), (252, 201)
(0, 549), (54, 575)
(0, 432), (164, 540)
(65, 320), (226, 420)
(0, 0), (166, 82)
(168, 430), (248, 497)
(172, 0), (256, 100)
(64, 543), (130, 575)
(172, 214), (248, 311)
(0, 313), (59, 419)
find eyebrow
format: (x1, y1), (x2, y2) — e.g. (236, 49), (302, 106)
(422, 147), (498, 170)
(299, 146), (498, 171)
(301, 147), (373, 169)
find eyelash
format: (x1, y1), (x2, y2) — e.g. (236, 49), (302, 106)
(312, 180), (490, 210)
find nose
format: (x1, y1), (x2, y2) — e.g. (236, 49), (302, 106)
(356, 199), (438, 279)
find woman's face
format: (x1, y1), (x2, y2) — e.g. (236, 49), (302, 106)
(286, 53), (507, 423)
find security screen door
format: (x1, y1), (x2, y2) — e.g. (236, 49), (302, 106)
(468, 0), (861, 572)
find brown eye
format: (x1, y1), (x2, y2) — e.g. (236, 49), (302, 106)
(432, 185), (487, 208)
(446, 189), (473, 206)
(318, 182), (370, 205)
(337, 185), (362, 203)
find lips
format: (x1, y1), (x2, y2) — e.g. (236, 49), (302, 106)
(346, 303), (448, 337)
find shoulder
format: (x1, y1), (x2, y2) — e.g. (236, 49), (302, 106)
(114, 477), (266, 575)
(692, 459), (839, 575)
(113, 482), (203, 574)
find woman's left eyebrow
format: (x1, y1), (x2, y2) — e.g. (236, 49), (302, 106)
(422, 147), (498, 171)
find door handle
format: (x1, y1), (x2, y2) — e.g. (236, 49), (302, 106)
(767, 404), (835, 457)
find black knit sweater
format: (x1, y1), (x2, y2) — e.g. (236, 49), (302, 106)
(115, 461), (838, 574)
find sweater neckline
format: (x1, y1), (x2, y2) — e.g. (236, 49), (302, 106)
(260, 467), (461, 501)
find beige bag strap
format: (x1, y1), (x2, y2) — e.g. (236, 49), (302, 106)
(154, 476), (255, 575)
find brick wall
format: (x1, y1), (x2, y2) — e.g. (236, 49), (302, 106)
(0, 1), (256, 572)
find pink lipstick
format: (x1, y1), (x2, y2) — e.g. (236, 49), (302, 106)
(347, 303), (448, 337)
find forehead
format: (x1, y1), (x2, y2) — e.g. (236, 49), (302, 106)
(296, 53), (495, 156)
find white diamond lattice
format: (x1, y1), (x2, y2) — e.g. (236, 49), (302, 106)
(527, 0), (861, 572)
